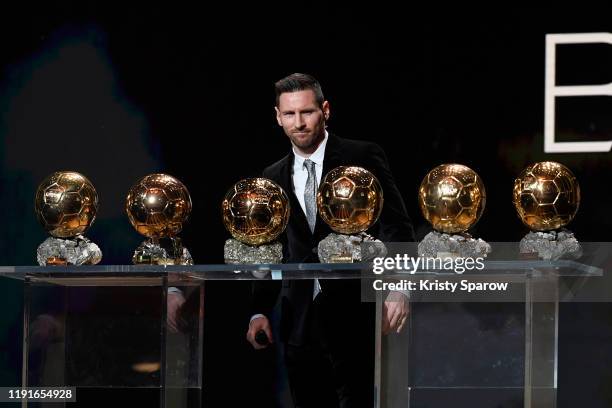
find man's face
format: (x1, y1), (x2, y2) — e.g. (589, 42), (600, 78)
(275, 89), (330, 153)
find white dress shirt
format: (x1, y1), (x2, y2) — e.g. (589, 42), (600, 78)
(291, 131), (328, 215)
(250, 132), (328, 323)
(292, 131), (328, 299)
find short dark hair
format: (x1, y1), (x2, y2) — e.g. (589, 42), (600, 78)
(275, 73), (325, 107)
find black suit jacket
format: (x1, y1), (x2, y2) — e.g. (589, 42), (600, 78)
(253, 133), (414, 345)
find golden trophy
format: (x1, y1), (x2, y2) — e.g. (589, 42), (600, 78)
(126, 173), (193, 265)
(417, 163), (490, 258)
(35, 171), (102, 265)
(222, 178), (290, 264)
(513, 161), (581, 260)
(316, 166), (387, 263)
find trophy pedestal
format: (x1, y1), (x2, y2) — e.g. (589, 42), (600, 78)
(223, 239), (283, 264)
(318, 232), (387, 263)
(133, 237), (193, 265)
(36, 235), (102, 266)
(519, 229), (582, 260)
(417, 231), (491, 258)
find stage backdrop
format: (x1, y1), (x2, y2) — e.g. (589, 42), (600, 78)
(1, 6), (612, 407)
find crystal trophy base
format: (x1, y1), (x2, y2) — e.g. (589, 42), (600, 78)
(318, 232), (387, 263)
(418, 231), (491, 258)
(132, 237), (193, 265)
(36, 235), (102, 266)
(224, 238), (283, 264)
(519, 229), (582, 260)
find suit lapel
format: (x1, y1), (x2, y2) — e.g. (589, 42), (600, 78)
(314, 133), (343, 236)
(321, 132), (342, 179)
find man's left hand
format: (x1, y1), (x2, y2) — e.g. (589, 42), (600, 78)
(382, 291), (409, 334)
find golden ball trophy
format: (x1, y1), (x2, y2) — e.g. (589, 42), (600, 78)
(317, 166), (387, 263)
(126, 173), (193, 265)
(513, 161), (581, 260)
(35, 171), (102, 265)
(222, 178), (290, 264)
(418, 163), (491, 258)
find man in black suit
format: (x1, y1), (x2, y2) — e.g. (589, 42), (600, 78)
(246, 73), (414, 407)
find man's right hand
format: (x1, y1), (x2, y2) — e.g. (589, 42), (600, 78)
(246, 316), (273, 349)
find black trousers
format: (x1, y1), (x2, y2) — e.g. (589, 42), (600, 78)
(283, 296), (375, 408)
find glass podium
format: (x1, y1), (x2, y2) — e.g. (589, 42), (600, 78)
(374, 260), (603, 408)
(0, 259), (604, 408)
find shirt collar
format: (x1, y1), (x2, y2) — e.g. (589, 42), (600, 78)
(293, 130), (328, 168)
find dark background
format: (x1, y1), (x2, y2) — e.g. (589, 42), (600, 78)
(1, 4), (612, 407)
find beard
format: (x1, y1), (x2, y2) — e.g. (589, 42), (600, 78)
(289, 128), (324, 151)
